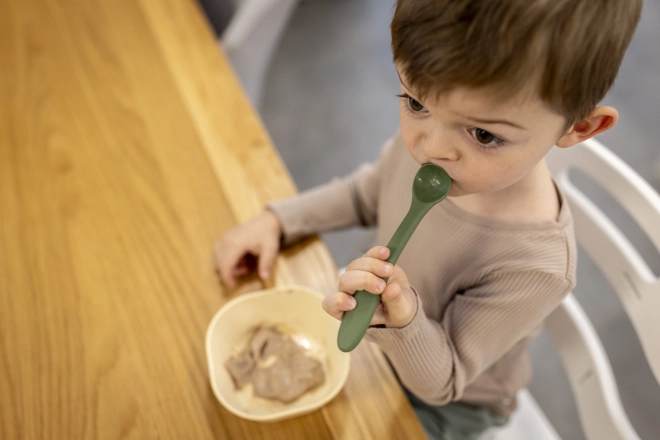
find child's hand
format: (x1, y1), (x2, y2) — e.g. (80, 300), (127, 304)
(322, 246), (418, 328)
(214, 210), (282, 288)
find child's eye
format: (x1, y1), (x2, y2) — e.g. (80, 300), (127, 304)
(407, 97), (426, 112)
(469, 128), (507, 149)
(396, 93), (428, 114)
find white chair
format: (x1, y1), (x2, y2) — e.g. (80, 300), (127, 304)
(220, 0), (299, 109)
(483, 138), (660, 439)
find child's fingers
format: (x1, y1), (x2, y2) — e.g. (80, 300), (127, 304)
(322, 292), (357, 321)
(257, 236), (279, 280)
(381, 282), (405, 308)
(342, 256), (393, 292)
(232, 266), (250, 277)
(363, 245), (390, 261)
(214, 243), (244, 288)
(339, 269), (388, 296)
(378, 282), (416, 327)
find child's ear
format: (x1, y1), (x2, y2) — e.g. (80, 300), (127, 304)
(556, 106), (619, 148)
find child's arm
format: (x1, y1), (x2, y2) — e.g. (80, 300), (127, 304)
(214, 134), (398, 287)
(268, 135), (397, 247)
(366, 270), (572, 406)
(326, 248), (573, 406)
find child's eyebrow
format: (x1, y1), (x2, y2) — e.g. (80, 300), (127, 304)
(463, 116), (526, 130)
(447, 107), (527, 131)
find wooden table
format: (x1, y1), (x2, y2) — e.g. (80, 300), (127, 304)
(0, 0), (426, 438)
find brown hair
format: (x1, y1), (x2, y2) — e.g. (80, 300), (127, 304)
(391, 0), (642, 125)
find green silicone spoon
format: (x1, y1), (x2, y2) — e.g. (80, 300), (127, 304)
(337, 163), (452, 352)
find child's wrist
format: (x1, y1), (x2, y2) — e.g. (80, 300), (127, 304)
(263, 209), (284, 242)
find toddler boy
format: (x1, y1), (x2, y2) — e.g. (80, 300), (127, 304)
(215, 1), (642, 438)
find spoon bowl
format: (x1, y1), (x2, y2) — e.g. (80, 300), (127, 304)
(337, 163), (451, 352)
(414, 164), (452, 203)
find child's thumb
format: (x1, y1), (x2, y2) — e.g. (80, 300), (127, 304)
(381, 282), (405, 306)
(258, 237), (279, 279)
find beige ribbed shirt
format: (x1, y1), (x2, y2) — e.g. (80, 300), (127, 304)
(269, 133), (577, 416)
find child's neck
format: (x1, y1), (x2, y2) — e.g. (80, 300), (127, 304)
(448, 160), (560, 223)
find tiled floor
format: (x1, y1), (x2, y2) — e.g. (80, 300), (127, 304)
(259, 1), (660, 438)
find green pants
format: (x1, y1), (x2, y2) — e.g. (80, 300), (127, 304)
(404, 388), (509, 440)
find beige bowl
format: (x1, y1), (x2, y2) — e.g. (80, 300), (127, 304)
(205, 285), (351, 422)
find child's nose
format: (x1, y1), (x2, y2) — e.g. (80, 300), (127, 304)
(422, 128), (460, 161)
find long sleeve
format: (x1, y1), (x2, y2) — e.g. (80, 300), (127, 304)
(267, 136), (397, 246)
(366, 270), (572, 406)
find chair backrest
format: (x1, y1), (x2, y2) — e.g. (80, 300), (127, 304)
(544, 138), (660, 440)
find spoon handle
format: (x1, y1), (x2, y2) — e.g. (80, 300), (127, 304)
(384, 198), (431, 266)
(337, 198), (433, 352)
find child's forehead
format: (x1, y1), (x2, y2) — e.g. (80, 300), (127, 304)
(412, 81), (550, 116)
(444, 85), (542, 112)
(398, 65), (541, 108)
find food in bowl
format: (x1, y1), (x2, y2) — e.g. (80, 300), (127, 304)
(206, 285), (350, 422)
(225, 326), (326, 403)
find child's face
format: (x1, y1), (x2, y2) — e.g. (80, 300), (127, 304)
(397, 73), (568, 198)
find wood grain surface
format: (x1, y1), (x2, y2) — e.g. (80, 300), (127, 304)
(0, 0), (426, 438)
